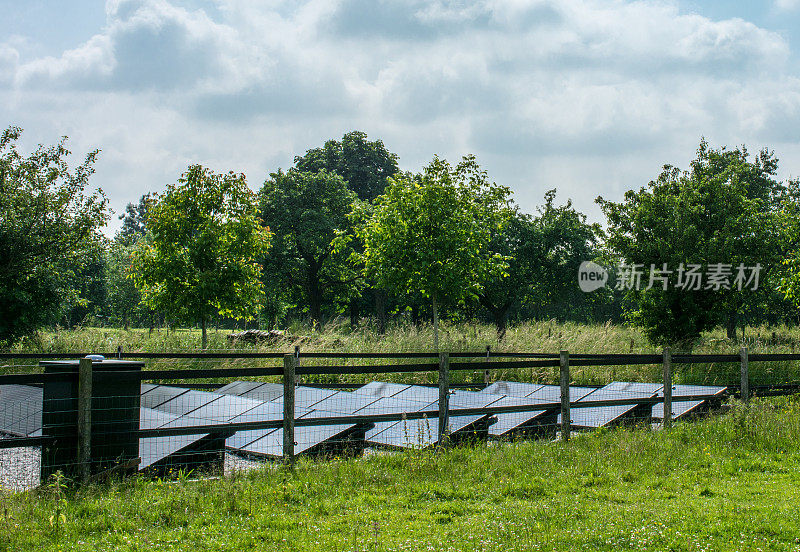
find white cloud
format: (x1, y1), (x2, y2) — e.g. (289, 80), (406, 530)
(3, 0), (800, 234)
(775, 0), (800, 11)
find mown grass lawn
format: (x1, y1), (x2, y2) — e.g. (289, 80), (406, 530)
(3, 396), (800, 551)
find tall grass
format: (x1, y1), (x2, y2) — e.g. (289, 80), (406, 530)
(6, 320), (800, 387)
(2, 395), (800, 551)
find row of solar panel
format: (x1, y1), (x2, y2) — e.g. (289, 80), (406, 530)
(0, 381), (727, 471)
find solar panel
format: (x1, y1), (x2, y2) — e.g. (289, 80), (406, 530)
(305, 391), (382, 412)
(360, 396), (436, 443)
(233, 409), (363, 458)
(138, 407), (210, 470)
(652, 384), (727, 420)
(366, 413), (487, 449)
(239, 382), (284, 402)
(147, 388), (222, 416)
(483, 381), (544, 397)
(384, 385), (440, 404)
(216, 381), (267, 396)
(528, 385), (596, 402)
(484, 395), (554, 437)
(450, 389), (504, 409)
(355, 382), (412, 398)
(565, 386), (656, 428)
(140, 385), (192, 410)
(0, 385), (43, 437)
(165, 394), (263, 427)
(601, 381), (726, 420)
(222, 401), (287, 450)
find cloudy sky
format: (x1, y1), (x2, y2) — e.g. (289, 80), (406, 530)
(3, 0), (800, 234)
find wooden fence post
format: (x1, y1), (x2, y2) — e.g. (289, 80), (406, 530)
(77, 357), (93, 483)
(559, 350), (570, 442)
(283, 354), (296, 466)
(484, 345), (491, 386)
(662, 347), (672, 429)
(740, 346), (749, 403)
(438, 352), (450, 446)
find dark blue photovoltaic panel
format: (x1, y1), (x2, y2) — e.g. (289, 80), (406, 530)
(384, 385), (440, 404)
(165, 394), (264, 427)
(234, 409), (357, 458)
(483, 395), (553, 436)
(652, 384), (727, 420)
(305, 391), (382, 412)
(563, 386), (656, 428)
(528, 385), (596, 403)
(224, 401), (288, 451)
(149, 388), (221, 416)
(140, 385), (192, 410)
(216, 381), (268, 397)
(239, 382), (284, 402)
(356, 382), (412, 398)
(0, 385), (43, 437)
(483, 382), (544, 397)
(139, 407), (210, 469)
(366, 413), (485, 449)
(601, 381), (726, 420)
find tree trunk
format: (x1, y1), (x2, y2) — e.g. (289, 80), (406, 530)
(432, 294), (439, 352)
(306, 261), (323, 330)
(493, 308), (508, 341)
(123, 312), (129, 332)
(411, 304), (420, 326)
(349, 301), (359, 329)
(201, 316), (208, 350)
(478, 295), (510, 341)
(726, 313), (737, 341)
(375, 289), (387, 334)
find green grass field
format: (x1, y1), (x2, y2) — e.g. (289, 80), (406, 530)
(7, 320), (800, 388)
(3, 396), (800, 551)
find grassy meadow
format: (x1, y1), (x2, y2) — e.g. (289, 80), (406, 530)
(6, 319), (800, 388)
(2, 395), (800, 551)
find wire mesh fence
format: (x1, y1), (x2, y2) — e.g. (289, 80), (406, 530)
(0, 347), (794, 491)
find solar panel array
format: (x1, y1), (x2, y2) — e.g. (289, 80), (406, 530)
(1, 379), (728, 474)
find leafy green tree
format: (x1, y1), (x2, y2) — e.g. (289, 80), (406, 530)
(599, 140), (788, 348)
(478, 191), (602, 338)
(61, 236), (108, 328)
(294, 131), (399, 202)
(132, 165), (271, 348)
(0, 126), (109, 345)
(358, 155), (512, 350)
(117, 193), (153, 246)
(259, 169), (360, 328)
(106, 241), (144, 330)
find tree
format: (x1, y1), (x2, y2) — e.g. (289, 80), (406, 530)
(117, 193), (153, 246)
(477, 191), (602, 338)
(294, 131), (399, 202)
(132, 165), (271, 348)
(106, 241), (143, 330)
(358, 155), (512, 350)
(0, 126), (109, 345)
(598, 140), (788, 348)
(258, 169), (360, 328)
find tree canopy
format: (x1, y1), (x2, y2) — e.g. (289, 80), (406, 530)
(294, 131), (399, 202)
(258, 168), (360, 328)
(0, 126), (109, 345)
(132, 165), (271, 348)
(479, 190), (602, 338)
(599, 140), (789, 348)
(358, 155), (512, 349)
